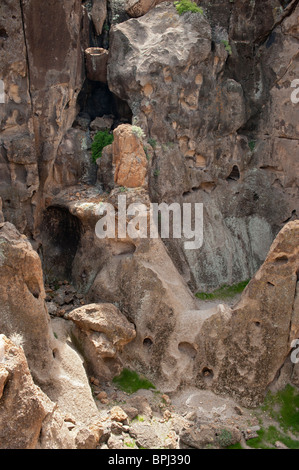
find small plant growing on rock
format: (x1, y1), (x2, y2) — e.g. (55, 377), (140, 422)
(131, 125), (146, 140)
(148, 138), (157, 149)
(221, 39), (232, 55)
(91, 130), (114, 163)
(174, 0), (203, 15)
(216, 429), (233, 448)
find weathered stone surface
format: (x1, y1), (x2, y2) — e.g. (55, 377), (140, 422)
(108, 2), (299, 293)
(110, 406), (128, 423)
(0, 0), (83, 236)
(0, 222), (98, 425)
(97, 144), (114, 191)
(0, 335), (76, 449)
(85, 47), (109, 83)
(180, 422), (242, 449)
(200, 220), (299, 406)
(90, 115), (114, 132)
(91, 0), (107, 36)
(113, 124), (148, 188)
(125, 0), (166, 18)
(0, 222), (55, 383)
(52, 127), (95, 191)
(67, 303), (136, 380)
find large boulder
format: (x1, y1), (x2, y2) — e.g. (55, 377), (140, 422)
(67, 303), (136, 381)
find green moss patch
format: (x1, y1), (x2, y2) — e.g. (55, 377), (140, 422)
(195, 280), (249, 301)
(112, 368), (156, 394)
(262, 384), (299, 433)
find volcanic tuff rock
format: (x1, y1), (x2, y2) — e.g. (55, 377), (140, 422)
(112, 124), (148, 188)
(199, 219), (299, 406)
(108, 2), (299, 291)
(67, 303), (136, 380)
(0, 335), (76, 449)
(0, 0), (83, 236)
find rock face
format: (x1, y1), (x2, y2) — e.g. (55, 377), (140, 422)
(125, 0), (166, 18)
(199, 220), (299, 406)
(113, 124), (148, 188)
(0, 335), (76, 449)
(108, 2), (299, 291)
(0, 221), (98, 427)
(0, 222), (54, 383)
(0, 0), (83, 236)
(67, 303), (136, 380)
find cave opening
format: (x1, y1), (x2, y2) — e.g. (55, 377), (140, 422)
(40, 206), (82, 283)
(75, 79), (132, 129)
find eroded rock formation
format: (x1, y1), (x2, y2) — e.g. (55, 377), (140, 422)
(0, 0), (298, 449)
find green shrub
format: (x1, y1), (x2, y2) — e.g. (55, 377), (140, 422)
(91, 130), (114, 163)
(174, 0), (203, 15)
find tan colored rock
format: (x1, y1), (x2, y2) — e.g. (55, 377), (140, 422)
(112, 124), (148, 188)
(125, 0), (166, 18)
(110, 406), (128, 423)
(201, 220), (299, 406)
(85, 47), (109, 83)
(67, 303), (136, 381)
(0, 335), (76, 449)
(0, 222), (55, 383)
(74, 421), (104, 449)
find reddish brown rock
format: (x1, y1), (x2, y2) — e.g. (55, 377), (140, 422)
(113, 124), (148, 188)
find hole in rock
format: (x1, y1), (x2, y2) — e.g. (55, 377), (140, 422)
(274, 255), (288, 265)
(76, 79), (132, 126)
(41, 206), (82, 283)
(143, 337), (153, 350)
(226, 165), (240, 181)
(26, 279), (40, 299)
(254, 321), (261, 327)
(178, 342), (197, 359)
(202, 367), (214, 379)
(0, 28), (8, 39)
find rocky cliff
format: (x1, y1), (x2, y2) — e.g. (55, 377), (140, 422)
(0, 0), (298, 449)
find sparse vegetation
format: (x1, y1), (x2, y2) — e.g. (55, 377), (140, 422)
(148, 138), (157, 149)
(91, 130), (114, 163)
(195, 280), (249, 301)
(248, 140), (256, 151)
(131, 125), (146, 139)
(221, 39), (232, 55)
(112, 368), (156, 394)
(216, 429), (233, 448)
(174, 0), (203, 15)
(261, 385), (299, 433)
